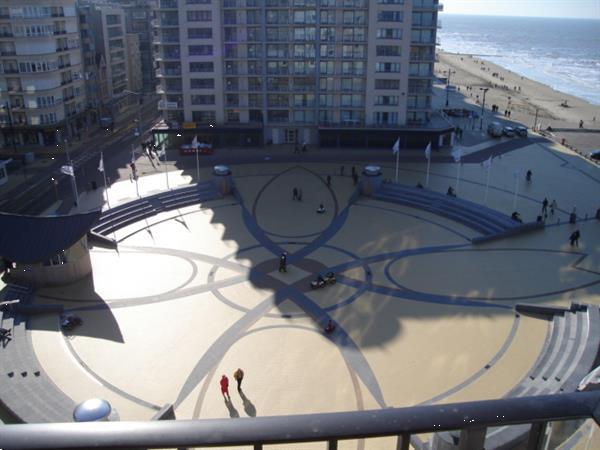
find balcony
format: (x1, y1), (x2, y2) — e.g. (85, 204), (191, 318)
(154, 52), (181, 61)
(3, 68), (19, 74)
(155, 68), (181, 77)
(53, 30), (67, 35)
(0, 50), (17, 56)
(158, 0), (178, 8)
(0, 32), (13, 37)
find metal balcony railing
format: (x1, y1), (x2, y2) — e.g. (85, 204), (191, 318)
(2, 392), (597, 450)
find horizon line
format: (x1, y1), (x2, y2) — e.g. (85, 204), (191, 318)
(440, 12), (600, 20)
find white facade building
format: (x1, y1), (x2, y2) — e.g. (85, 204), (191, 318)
(153, 0), (443, 147)
(0, 0), (87, 148)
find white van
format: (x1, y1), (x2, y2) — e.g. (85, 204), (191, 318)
(487, 122), (503, 138)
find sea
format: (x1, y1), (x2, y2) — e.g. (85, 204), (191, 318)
(437, 14), (600, 105)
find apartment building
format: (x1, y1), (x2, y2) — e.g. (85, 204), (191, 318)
(0, 0), (87, 149)
(126, 33), (143, 93)
(115, 0), (158, 94)
(153, 0), (447, 147)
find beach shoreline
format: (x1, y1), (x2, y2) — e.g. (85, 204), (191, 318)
(436, 51), (600, 154)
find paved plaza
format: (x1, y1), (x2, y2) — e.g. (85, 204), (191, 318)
(3, 136), (599, 448)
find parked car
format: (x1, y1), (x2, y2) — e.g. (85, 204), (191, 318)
(487, 122), (503, 138)
(590, 150), (600, 161)
(515, 126), (528, 137)
(179, 143), (213, 155)
(310, 272), (336, 289)
(503, 126), (516, 137)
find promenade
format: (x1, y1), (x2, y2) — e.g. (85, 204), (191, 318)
(1, 133), (598, 448)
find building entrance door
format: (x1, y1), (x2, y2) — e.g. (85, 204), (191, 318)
(285, 128), (298, 144)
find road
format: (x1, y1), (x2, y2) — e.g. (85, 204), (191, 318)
(0, 100), (161, 215)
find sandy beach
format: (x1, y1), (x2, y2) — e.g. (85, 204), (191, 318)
(436, 51), (600, 154)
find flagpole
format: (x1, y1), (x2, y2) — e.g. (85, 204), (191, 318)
(195, 148), (200, 182)
(65, 140), (78, 206)
(394, 148), (399, 183)
(163, 144), (170, 189)
(425, 157), (431, 187)
(455, 162), (461, 194)
(484, 166), (491, 205)
(513, 175), (519, 210)
(132, 144), (140, 198)
(100, 153), (111, 209)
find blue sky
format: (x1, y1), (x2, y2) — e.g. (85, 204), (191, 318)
(441, 0), (600, 19)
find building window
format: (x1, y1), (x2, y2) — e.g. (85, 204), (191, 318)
(377, 28), (402, 40)
(190, 78), (215, 89)
(188, 28), (212, 39)
(267, 110), (289, 123)
(189, 61), (213, 72)
(374, 111), (398, 125)
(187, 10), (211, 22)
(192, 110), (216, 123)
(191, 94), (215, 105)
(376, 62), (401, 73)
(188, 45), (213, 56)
(226, 110), (240, 122)
(375, 95), (399, 106)
(377, 11), (403, 22)
(375, 79), (400, 89)
(376, 45), (401, 57)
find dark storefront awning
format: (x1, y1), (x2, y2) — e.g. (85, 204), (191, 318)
(0, 210), (102, 264)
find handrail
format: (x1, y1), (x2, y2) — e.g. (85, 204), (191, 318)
(1, 392), (599, 449)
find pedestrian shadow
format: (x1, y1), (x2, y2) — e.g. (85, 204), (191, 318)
(239, 390), (257, 417)
(224, 398), (239, 418)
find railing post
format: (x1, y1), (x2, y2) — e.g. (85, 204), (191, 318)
(458, 426), (487, 450)
(526, 422), (549, 450)
(396, 432), (410, 450)
(328, 439), (338, 450)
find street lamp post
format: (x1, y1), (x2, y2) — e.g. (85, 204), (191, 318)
(479, 88), (489, 130)
(444, 69), (456, 107)
(51, 177), (59, 202)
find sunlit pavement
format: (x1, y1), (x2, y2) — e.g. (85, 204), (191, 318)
(29, 140), (598, 440)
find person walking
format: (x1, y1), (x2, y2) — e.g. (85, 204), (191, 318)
(233, 368), (244, 391)
(297, 188), (303, 202)
(292, 187), (298, 201)
(569, 230), (580, 247)
(220, 375), (231, 401)
(352, 172), (359, 186)
(542, 198), (549, 215)
(526, 170), (532, 183)
(351, 166), (356, 177)
(279, 252), (287, 272)
(326, 175), (331, 187)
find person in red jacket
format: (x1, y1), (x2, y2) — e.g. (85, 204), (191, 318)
(220, 375), (230, 401)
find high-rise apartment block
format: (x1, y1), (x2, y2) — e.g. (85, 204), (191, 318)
(153, 0), (446, 147)
(0, 0), (87, 148)
(115, 0), (158, 94)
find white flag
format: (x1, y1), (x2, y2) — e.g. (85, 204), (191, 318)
(98, 153), (104, 172)
(451, 147), (462, 163)
(424, 142), (432, 161)
(483, 156), (492, 171)
(392, 138), (400, 155)
(60, 165), (74, 177)
(192, 135), (199, 149)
